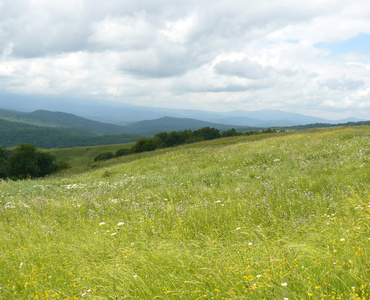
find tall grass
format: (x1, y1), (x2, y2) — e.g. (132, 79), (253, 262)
(0, 127), (369, 299)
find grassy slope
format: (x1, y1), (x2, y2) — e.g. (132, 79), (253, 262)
(0, 127), (369, 299)
(48, 143), (134, 170)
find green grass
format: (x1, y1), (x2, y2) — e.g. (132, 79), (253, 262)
(48, 143), (134, 170)
(0, 126), (369, 299)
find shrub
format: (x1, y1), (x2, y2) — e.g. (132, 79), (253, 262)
(7, 143), (59, 179)
(132, 138), (159, 153)
(115, 148), (132, 157)
(94, 152), (114, 162)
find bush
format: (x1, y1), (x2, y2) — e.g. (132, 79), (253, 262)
(221, 128), (242, 137)
(94, 152), (114, 162)
(7, 143), (59, 179)
(0, 147), (10, 179)
(132, 138), (159, 153)
(115, 148), (132, 157)
(193, 127), (221, 140)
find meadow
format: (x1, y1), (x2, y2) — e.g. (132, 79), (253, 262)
(0, 126), (369, 299)
(49, 143), (134, 171)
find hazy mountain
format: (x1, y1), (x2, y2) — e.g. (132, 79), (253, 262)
(0, 109), (129, 136)
(0, 108), (249, 148)
(121, 116), (247, 135)
(0, 94), (366, 128)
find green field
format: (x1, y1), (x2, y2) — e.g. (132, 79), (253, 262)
(0, 127), (369, 299)
(48, 143), (134, 171)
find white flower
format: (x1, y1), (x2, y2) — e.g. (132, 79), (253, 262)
(256, 275), (262, 278)
(340, 238), (345, 242)
(281, 282), (288, 286)
(236, 227), (241, 230)
(111, 232), (117, 236)
(117, 222), (124, 226)
(134, 275), (138, 278)
(99, 222), (105, 226)
(248, 242), (253, 246)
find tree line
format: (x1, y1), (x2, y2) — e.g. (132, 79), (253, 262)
(0, 143), (64, 180)
(94, 127), (275, 162)
(0, 128), (141, 149)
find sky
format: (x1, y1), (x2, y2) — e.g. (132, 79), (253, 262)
(0, 0), (370, 120)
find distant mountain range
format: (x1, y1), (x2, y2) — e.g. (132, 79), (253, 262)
(0, 109), (245, 148)
(0, 105), (368, 148)
(80, 106), (363, 127)
(0, 94), (365, 127)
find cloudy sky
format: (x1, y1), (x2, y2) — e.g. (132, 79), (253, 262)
(1, 0), (370, 119)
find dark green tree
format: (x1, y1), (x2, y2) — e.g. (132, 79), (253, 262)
(0, 146), (10, 179)
(132, 138), (159, 153)
(193, 127), (221, 140)
(7, 143), (59, 179)
(8, 144), (39, 179)
(154, 132), (169, 148)
(94, 152), (114, 162)
(115, 148), (133, 157)
(36, 151), (59, 177)
(221, 128), (242, 137)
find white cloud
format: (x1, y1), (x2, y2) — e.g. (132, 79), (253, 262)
(0, 0), (369, 119)
(214, 58), (270, 79)
(320, 77), (364, 90)
(89, 13), (156, 51)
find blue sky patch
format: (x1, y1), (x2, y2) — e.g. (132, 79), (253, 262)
(315, 33), (370, 55)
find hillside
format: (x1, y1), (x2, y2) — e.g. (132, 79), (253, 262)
(2, 95), (363, 125)
(120, 116), (247, 134)
(0, 128), (142, 149)
(0, 109), (129, 135)
(0, 109), (251, 148)
(0, 127), (369, 299)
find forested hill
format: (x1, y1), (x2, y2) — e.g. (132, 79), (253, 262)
(120, 116), (244, 134)
(0, 109), (129, 135)
(0, 109), (249, 148)
(0, 128), (142, 149)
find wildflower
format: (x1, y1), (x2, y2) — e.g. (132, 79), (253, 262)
(256, 275), (262, 278)
(248, 242), (253, 246)
(281, 282), (288, 286)
(340, 238), (345, 242)
(236, 227), (241, 231)
(99, 222), (105, 226)
(117, 222), (124, 226)
(111, 232), (117, 236)
(19, 262), (23, 269)
(134, 275), (138, 278)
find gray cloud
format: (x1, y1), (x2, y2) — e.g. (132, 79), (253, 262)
(320, 77), (365, 90)
(0, 0), (369, 119)
(214, 59), (270, 79)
